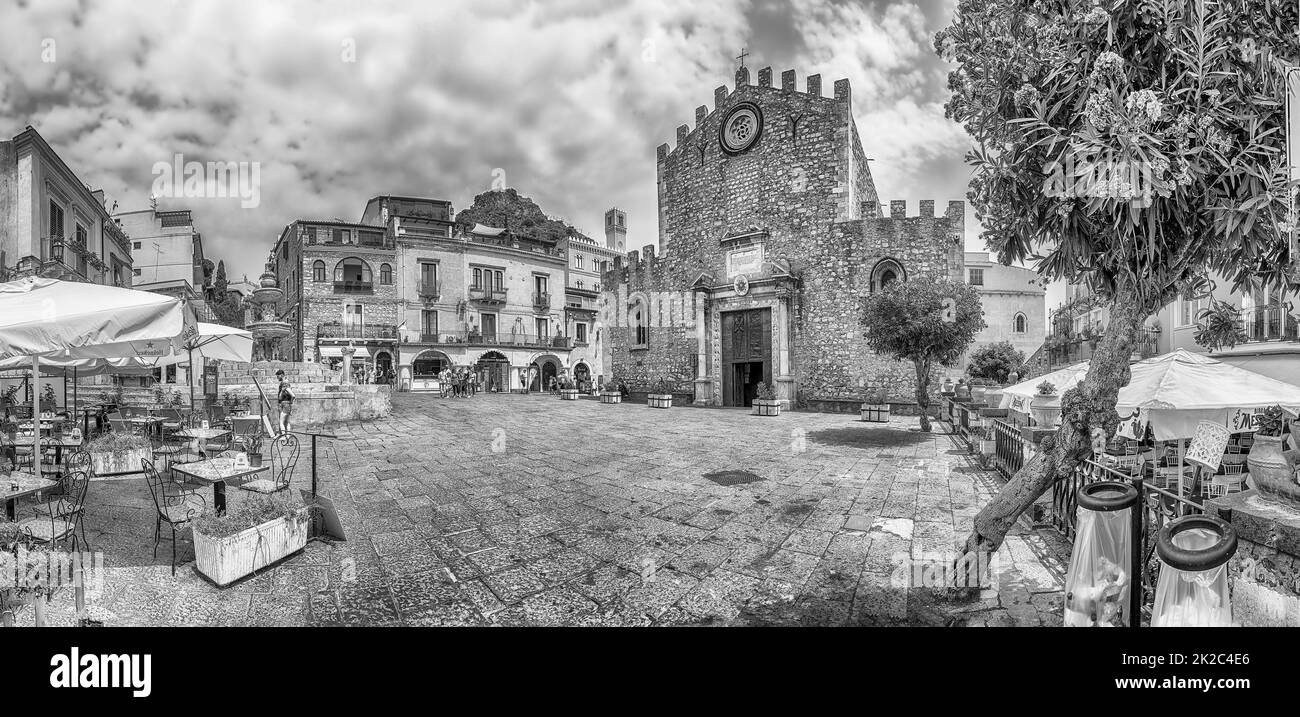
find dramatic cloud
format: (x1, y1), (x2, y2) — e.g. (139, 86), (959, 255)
(0, 0), (981, 281)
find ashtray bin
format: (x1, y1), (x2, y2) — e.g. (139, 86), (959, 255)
(1064, 480), (1139, 627)
(1151, 515), (1237, 627)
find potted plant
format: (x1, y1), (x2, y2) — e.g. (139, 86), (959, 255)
(38, 383), (57, 416)
(86, 431), (154, 476)
(861, 386), (890, 423)
(647, 379), (673, 409)
(753, 382), (781, 416)
(599, 380), (622, 404)
(1030, 381), (1060, 428)
(192, 495), (311, 587)
(558, 377), (581, 401)
(1246, 405), (1300, 507)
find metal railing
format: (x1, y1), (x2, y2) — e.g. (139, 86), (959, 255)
(990, 419), (1030, 479)
(408, 330), (572, 349)
(1051, 457), (1206, 624)
(333, 280), (374, 295)
(1241, 303), (1298, 343)
(418, 280), (441, 299)
(532, 291), (551, 308)
(317, 322), (398, 340)
(469, 286), (507, 303)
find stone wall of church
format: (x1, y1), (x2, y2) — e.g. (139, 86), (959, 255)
(795, 203), (965, 403)
(602, 199), (965, 406)
(604, 68), (966, 409)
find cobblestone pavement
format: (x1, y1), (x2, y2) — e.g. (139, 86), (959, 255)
(10, 392), (1069, 626)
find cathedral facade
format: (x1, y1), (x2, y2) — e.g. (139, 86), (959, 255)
(600, 66), (966, 410)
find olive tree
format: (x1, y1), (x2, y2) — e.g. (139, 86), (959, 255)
(861, 279), (985, 432)
(936, 0), (1300, 560)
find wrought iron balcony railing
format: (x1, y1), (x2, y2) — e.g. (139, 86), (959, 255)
(533, 291), (551, 309)
(317, 322), (398, 340)
(418, 280), (441, 300)
(1240, 304), (1299, 343)
(333, 280), (374, 295)
(410, 330), (572, 349)
(469, 286), (507, 303)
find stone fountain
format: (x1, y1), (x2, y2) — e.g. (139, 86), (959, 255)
(246, 253), (292, 361)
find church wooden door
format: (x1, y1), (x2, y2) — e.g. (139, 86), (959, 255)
(721, 308), (772, 407)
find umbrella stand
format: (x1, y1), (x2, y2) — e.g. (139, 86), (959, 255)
(188, 345), (195, 419)
(31, 355), (39, 483)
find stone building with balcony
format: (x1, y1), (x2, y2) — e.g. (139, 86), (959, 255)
(560, 209), (625, 388)
(0, 126), (133, 288)
(274, 194), (576, 391)
(273, 209), (401, 373)
(395, 209), (573, 393)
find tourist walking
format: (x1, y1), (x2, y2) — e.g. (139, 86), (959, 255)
(276, 369), (295, 436)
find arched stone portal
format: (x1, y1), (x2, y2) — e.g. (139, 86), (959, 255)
(476, 351), (509, 393)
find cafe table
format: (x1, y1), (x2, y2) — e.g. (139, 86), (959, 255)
(169, 457), (268, 515)
(1, 470), (59, 521)
(176, 426), (230, 454)
(17, 432), (83, 468)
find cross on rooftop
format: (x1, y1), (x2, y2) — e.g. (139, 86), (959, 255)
(737, 48), (749, 68)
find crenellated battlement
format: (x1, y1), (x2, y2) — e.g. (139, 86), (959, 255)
(657, 67), (852, 159)
(857, 199), (965, 224)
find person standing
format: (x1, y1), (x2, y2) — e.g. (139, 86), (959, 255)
(276, 369), (294, 436)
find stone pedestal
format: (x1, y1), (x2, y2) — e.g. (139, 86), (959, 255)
(693, 378), (714, 406)
(341, 346), (356, 386)
(1205, 490), (1300, 626)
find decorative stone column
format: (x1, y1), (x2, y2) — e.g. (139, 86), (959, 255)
(774, 288), (796, 408)
(341, 343), (356, 385)
(692, 289), (713, 405)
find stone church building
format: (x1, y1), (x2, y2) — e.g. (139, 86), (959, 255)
(599, 65), (966, 410)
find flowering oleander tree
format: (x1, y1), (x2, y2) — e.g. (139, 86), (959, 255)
(936, 0), (1300, 559)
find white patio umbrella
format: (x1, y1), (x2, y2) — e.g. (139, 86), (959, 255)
(999, 362), (1089, 413)
(146, 322), (253, 410)
(1116, 349), (1300, 440)
(0, 278), (196, 482)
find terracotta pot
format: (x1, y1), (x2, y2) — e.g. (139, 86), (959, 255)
(1246, 434), (1300, 508)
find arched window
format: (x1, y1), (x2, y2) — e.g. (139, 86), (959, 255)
(312, 260), (325, 282)
(473, 268), (482, 288)
(334, 257), (372, 284)
(869, 258), (905, 293)
(1014, 313), (1027, 333)
(379, 263), (392, 285)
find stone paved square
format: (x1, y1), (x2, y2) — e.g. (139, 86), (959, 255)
(9, 393), (1069, 626)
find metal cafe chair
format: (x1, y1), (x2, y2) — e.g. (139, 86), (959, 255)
(238, 433), (299, 495)
(141, 459), (208, 576)
(16, 469), (91, 553)
(25, 467), (92, 551)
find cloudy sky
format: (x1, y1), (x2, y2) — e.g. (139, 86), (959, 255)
(1, 0), (987, 284)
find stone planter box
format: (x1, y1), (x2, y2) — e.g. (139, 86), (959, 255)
(647, 393), (673, 409)
(559, 388), (581, 401)
(599, 392), (622, 404)
(861, 403), (890, 422)
(193, 506), (311, 587)
(89, 447), (153, 476)
(753, 399), (782, 417)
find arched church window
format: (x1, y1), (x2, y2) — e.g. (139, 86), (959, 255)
(870, 258), (905, 293)
(1014, 313), (1027, 333)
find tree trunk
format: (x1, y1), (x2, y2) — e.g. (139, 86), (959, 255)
(915, 358), (931, 432)
(959, 289), (1151, 562)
